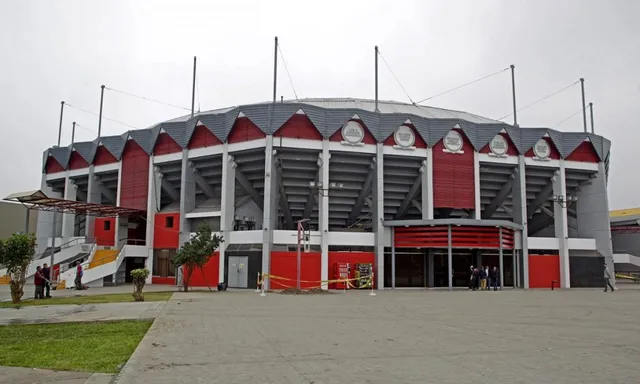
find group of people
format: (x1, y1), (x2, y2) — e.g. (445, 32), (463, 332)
(469, 265), (500, 291)
(33, 263), (52, 299)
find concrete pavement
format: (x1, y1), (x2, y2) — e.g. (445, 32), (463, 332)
(0, 366), (113, 384)
(114, 288), (640, 384)
(0, 301), (166, 325)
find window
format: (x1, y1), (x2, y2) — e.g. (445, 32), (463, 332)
(166, 216), (174, 228)
(104, 220), (111, 231)
(153, 249), (177, 277)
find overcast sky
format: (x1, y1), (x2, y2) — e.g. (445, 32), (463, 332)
(0, 0), (638, 209)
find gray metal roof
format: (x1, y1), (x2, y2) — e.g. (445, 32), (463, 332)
(45, 98), (612, 166)
(72, 141), (97, 164)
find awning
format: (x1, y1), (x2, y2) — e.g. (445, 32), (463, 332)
(382, 218), (523, 231)
(4, 190), (145, 217)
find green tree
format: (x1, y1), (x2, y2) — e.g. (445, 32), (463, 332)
(130, 268), (150, 301)
(0, 233), (37, 304)
(173, 223), (223, 292)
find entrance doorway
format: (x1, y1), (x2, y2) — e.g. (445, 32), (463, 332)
(124, 257), (146, 283)
(227, 255), (249, 288)
(432, 249), (475, 287)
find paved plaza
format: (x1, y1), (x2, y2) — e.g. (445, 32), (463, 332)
(114, 286), (640, 384)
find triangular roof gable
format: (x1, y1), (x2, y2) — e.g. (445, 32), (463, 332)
(197, 108), (237, 143)
(227, 113), (266, 143)
(158, 121), (188, 148)
(73, 141), (97, 164)
(187, 125), (223, 149)
(520, 128), (563, 157)
(323, 109), (361, 139)
(237, 104), (270, 136)
(98, 135), (126, 160)
(475, 124), (508, 152)
(128, 126), (160, 155)
(153, 131), (183, 155)
(426, 120), (464, 147)
(49, 146), (70, 169)
(479, 130), (518, 155)
(269, 104), (303, 134)
(300, 105), (327, 137)
(380, 116), (428, 147)
(44, 154), (65, 174)
(68, 150), (90, 169)
(382, 120), (427, 148)
(327, 114), (377, 144)
(273, 110), (323, 140)
(564, 134), (601, 161)
(432, 123), (474, 150)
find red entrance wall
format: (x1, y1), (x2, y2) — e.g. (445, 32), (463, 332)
(94, 218), (115, 246)
(153, 212), (180, 249)
(528, 254), (560, 288)
(187, 251), (220, 287)
(432, 129), (475, 209)
(328, 251), (376, 288)
(152, 276), (176, 285)
(120, 141), (149, 211)
(270, 251), (321, 289)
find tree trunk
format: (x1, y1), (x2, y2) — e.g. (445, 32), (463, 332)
(183, 265), (193, 292)
(9, 273), (25, 304)
(199, 266), (212, 292)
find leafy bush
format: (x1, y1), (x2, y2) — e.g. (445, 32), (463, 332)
(0, 233), (36, 304)
(130, 268), (150, 302)
(173, 223), (223, 292)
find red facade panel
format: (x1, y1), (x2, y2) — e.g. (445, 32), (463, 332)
(186, 251), (220, 287)
(120, 141), (149, 211)
(188, 126), (223, 149)
(565, 141), (599, 163)
(528, 254), (560, 288)
(382, 124), (427, 148)
(432, 130), (475, 209)
(152, 276), (176, 285)
(94, 217), (115, 246)
(153, 133), (182, 155)
(524, 137), (561, 159)
(270, 251), (321, 289)
(227, 117), (266, 143)
(479, 132), (519, 156)
(328, 119), (377, 145)
(44, 156), (65, 174)
(273, 114), (323, 140)
(94, 145), (118, 165)
(394, 226), (514, 249)
(68, 151), (89, 170)
(153, 212), (180, 249)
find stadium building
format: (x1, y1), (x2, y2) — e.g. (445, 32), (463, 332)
(13, 98), (613, 290)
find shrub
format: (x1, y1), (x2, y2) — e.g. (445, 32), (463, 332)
(130, 268), (150, 302)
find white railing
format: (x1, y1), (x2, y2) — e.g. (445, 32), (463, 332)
(58, 245), (148, 288)
(614, 253), (640, 267)
(0, 240), (96, 278)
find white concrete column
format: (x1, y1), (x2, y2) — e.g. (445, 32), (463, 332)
(553, 161), (570, 288)
(373, 143), (385, 289)
(145, 158), (161, 283)
(85, 166), (102, 241)
(113, 161), (123, 248)
(261, 136), (276, 290)
(219, 143), (236, 285)
(512, 156), (529, 288)
(319, 141), (330, 289)
(575, 162), (615, 286)
(473, 151), (481, 219)
(424, 147), (434, 220)
(179, 150), (196, 248)
(61, 176), (77, 241)
(36, 174), (62, 255)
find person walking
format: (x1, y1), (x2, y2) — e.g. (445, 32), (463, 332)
(604, 263), (615, 292)
(479, 265), (487, 290)
(75, 264), (84, 290)
(491, 266), (500, 291)
(489, 266), (497, 290)
(34, 266), (44, 299)
(42, 263), (52, 298)
(469, 265), (475, 290)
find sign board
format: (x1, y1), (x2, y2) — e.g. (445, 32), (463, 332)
(443, 130), (463, 153)
(341, 121), (365, 145)
(394, 125), (415, 149)
(533, 139), (551, 160)
(489, 134), (508, 156)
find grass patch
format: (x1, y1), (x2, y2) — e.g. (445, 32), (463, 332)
(0, 320), (152, 373)
(0, 291), (174, 308)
